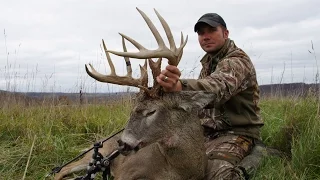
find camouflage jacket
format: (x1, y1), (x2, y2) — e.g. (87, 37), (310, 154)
(179, 39), (264, 140)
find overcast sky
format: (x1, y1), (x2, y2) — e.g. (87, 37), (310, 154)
(1, 0), (319, 93)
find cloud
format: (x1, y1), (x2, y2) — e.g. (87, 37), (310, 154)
(0, 0), (319, 92)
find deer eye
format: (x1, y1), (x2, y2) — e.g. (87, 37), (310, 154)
(144, 110), (156, 116)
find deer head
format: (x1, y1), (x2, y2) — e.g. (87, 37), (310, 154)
(120, 91), (216, 152)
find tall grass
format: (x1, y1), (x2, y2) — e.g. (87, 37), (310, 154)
(253, 95), (320, 179)
(0, 98), (130, 179)
(0, 93), (319, 179)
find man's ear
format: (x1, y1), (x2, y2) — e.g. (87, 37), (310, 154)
(178, 91), (216, 112)
(223, 29), (229, 39)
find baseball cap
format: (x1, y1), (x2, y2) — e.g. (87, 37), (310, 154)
(194, 13), (227, 32)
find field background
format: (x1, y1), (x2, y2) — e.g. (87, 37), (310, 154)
(0, 85), (320, 180)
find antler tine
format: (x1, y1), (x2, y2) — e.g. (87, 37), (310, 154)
(137, 8), (166, 50)
(155, 10), (189, 66)
(122, 37), (133, 77)
(139, 60), (149, 88)
(148, 58), (162, 81)
(85, 39), (148, 90)
(153, 9), (176, 57)
(121, 36), (149, 89)
(119, 33), (147, 52)
(142, 58), (162, 98)
(102, 39), (116, 76)
(177, 32), (188, 64)
(107, 8), (188, 67)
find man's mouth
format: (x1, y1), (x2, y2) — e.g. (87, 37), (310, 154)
(203, 43), (214, 46)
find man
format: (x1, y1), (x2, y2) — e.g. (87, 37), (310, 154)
(156, 13), (264, 179)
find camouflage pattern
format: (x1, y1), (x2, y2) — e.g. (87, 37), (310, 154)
(179, 38), (264, 179)
(204, 135), (253, 180)
(179, 38), (264, 139)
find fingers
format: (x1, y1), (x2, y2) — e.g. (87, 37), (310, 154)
(156, 65), (181, 92)
(157, 76), (175, 91)
(160, 70), (180, 81)
(161, 65), (181, 81)
(166, 65), (181, 77)
(158, 73), (175, 84)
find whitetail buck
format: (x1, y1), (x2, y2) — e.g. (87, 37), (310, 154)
(54, 8), (276, 180)
(54, 8), (212, 180)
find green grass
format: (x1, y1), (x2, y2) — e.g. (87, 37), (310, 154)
(0, 101), (130, 180)
(253, 96), (320, 179)
(0, 95), (319, 179)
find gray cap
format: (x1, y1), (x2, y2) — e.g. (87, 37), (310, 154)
(194, 13), (227, 32)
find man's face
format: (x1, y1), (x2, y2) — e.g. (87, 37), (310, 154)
(197, 23), (229, 53)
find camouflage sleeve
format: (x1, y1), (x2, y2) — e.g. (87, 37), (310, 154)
(180, 55), (253, 105)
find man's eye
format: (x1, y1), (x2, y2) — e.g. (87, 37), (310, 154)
(197, 31), (204, 35)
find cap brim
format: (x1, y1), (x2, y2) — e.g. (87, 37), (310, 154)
(194, 20), (220, 32)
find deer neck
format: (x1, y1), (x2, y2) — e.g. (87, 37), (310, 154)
(156, 116), (206, 173)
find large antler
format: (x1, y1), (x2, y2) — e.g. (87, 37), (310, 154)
(85, 37), (149, 90)
(86, 8), (188, 97)
(108, 8), (188, 97)
(108, 8), (188, 66)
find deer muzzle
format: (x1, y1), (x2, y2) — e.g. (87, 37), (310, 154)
(118, 134), (145, 155)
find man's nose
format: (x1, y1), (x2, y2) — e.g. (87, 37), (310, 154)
(203, 34), (210, 41)
(201, 32), (210, 40)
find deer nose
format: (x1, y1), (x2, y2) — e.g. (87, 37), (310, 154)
(117, 138), (143, 154)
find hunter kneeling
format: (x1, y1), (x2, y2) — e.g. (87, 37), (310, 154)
(156, 12), (264, 180)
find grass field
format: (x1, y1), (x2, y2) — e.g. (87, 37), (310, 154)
(0, 93), (319, 179)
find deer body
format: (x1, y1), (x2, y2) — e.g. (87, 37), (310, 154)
(111, 92), (210, 180)
(112, 143), (182, 180)
(54, 92), (213, 180)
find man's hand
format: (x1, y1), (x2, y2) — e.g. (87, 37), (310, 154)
(156, 65), (182, 92)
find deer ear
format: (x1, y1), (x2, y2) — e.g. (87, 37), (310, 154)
(179, 91), (216, 112)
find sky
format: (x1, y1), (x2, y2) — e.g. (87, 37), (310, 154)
(1, 0), (319, 93)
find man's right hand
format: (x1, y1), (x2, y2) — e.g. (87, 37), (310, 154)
(156, 65), (182, 92)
